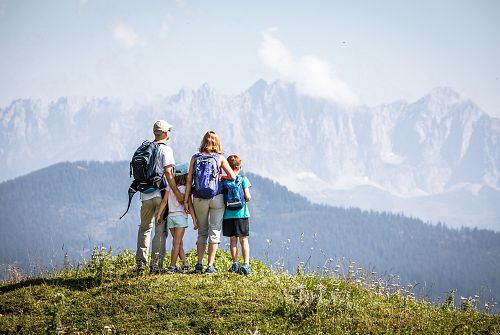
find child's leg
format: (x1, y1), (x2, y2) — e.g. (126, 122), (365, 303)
(179, 239), (187, 264)
(230, 236), (238, 262)
(170, 227), (186, 267)
(168, 228), (176, 266)
(239, 236), (250, 264)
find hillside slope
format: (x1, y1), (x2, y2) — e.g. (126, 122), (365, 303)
(0, 250), (499, 334)
(0, 161), (499, 304)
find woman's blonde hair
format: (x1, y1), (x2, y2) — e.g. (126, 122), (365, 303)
(199, 131), (223, 154)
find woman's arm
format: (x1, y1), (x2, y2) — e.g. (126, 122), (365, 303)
(188, 197), (198, 230)
(220, 157), (236, 180)
(183, 155), (195, 209)
(156, 191), (169, 225)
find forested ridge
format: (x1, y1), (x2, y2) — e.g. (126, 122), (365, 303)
(0, 161), (499, 304)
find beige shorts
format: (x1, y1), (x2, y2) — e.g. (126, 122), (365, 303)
(193, 194), (225, 244)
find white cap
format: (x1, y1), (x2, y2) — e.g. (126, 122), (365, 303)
(153, 120), (173, 134)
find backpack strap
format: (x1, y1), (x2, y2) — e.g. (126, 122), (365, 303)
(119, 180), (140, 220)
(151, 141), (167, 180)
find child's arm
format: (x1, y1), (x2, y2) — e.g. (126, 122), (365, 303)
(156, 191), (169, 225)
(187, 197), (198, 230)
(243, 177), (251, 202)
(244, 187), (251, 202)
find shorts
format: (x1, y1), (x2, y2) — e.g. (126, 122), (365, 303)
(167, 215), (188, 229)
(223, 218), (249, 237)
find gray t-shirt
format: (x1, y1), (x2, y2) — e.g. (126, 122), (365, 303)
(140, 143), (175, 201)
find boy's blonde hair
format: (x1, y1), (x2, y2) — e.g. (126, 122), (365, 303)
(199, 131), (223, 154)
(227, 155), (242, 171)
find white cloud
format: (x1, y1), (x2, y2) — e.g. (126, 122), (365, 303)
(259, 28), (359, 106)
(79, 0), (89, 7)
(112, 23), (143, 48)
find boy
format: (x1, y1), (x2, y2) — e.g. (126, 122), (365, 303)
(222, 155), (252, 275)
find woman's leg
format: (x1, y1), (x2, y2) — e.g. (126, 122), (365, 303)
(207, 195), (225, 266)
(193, 198), (209, 264)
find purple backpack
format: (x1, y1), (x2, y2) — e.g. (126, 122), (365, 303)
(193, 153), (220, 199)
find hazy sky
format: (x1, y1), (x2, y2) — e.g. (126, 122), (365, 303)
(1, 0), (499, 116)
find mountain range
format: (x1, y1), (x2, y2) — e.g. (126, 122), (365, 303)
(1, 80), (499, 229)
(1, 161), (499, 305)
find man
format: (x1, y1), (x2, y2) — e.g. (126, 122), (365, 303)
(136, 120), (184, 274)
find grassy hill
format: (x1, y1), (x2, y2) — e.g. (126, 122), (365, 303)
(1, 250), (499, 335)
(1, 161), (500, 305)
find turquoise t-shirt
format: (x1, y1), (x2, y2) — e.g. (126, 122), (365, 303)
(223, 176), (251, 219)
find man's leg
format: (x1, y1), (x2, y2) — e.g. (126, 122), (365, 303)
(136, 199), (156, 270)
(151, 197), (166, 272)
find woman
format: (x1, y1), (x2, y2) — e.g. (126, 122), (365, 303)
(184, 131), (236, 274)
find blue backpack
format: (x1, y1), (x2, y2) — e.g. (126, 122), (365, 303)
(193, 153), (220, 199)
(222, 175), (246, 210)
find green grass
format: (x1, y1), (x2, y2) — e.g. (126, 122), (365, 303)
(1, 248), (499, 334)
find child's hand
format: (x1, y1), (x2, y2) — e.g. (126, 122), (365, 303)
(156, 215), (162, 225)
(184, 201), (190, 214)
(193, 220), (199, 230)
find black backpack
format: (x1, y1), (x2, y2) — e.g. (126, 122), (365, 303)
(119, 141), (165, 219)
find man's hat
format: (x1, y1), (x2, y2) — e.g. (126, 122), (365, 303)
(153, 120), (173, 134)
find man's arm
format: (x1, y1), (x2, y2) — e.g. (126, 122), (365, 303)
(164, 164), (184, 203)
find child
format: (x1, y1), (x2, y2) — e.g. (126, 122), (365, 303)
(156, 163), (198, 273)
(222, 155), (252, 275)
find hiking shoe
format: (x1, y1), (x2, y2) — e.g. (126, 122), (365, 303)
(181, 264), (190, 273)
(166, 266), (177, 274)
(229, 262), (241, 273)
(205, 265), (218, 275)
(149, 267), (162, 275)
(136, 265), (146, 275)
(240, 263), (252, 276)
(195, 263), (204, 274)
